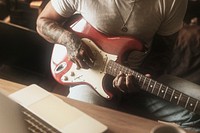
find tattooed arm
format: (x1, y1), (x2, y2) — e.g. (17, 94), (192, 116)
(36, 2), (94, 69)
(36, 2), (81, 57)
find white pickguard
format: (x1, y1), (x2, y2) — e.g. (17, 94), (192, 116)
(52, 38), (117, 99)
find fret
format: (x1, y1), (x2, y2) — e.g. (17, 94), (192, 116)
(185, 97), (190, 108)
(118, 65), (123, 74)
(193, 100), (200, 114)
(147, 80), (155, 93)
(171, 92), (200, 114)
(123, 67), (128, 74)
(116, 64), (122, 75)
(106, 65), (109, 73)
(141, 76), (147, 89)
(163, 87), (173, 101)
(178, 94), (189, 107)
(122, 65), (127, 74)
(114, 63), (120, 75)
(137, 75), (142, 85)
(107, 61), (117, 76)
(111, 67), (115, 75)
(113, 67), (117, 75)
(163, 87), (168, 99)
(185, 97), (199, 112)
(170, 90), (175, 102)
(171, 90), (181, 104)
(151, 82), (160, 95)
(111, 62), (116, 71)
(177, 93), (182, 105)
(194, 100), (199, 112)
(126, 68), (131, 75)
(148, 81), (175, 101)
(138, 74), (142, 83)
(157, 85), (167, 98)
(112, 66), (116, 76)
(141, 77), (150, 90)
(130, 69), (135, 75)
(157, 84), (162, 96)
(133, 71), (138, 78)
(146, 79), (151, 91)
(106, 62), (112, 75)
(124, 67), (128, 74)
(151, 81), (157, 93)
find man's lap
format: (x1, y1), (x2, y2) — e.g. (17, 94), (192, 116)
(67, 84), (200, 132)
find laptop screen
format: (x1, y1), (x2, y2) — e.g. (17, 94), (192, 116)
(0, 91), (28, 133)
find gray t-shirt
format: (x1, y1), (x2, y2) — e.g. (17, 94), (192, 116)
(51, 0), (187, 73)
(51, 0), (187, 44)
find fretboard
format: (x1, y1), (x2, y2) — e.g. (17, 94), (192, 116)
(106, 60), (200, 115)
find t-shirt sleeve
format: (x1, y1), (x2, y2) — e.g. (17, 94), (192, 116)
(157, 0), (188, 36)
(51, 0), (77, 17)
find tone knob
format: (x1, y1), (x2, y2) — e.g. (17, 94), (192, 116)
(63, 76), (68, 81)
(70, 72), (75, 76)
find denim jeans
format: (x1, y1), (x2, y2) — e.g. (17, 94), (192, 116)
(68, 84), (200, 133)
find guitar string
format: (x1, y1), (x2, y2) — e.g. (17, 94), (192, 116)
(108, 60), (200, 108)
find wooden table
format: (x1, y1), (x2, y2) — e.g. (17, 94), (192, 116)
(0, 78), (195, 133)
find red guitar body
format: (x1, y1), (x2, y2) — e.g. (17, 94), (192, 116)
(50, 15), (143, 99)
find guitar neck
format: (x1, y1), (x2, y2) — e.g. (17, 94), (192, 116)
(106, 60), (200, 115)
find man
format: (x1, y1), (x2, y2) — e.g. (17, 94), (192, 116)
(36, 0), (200, 132)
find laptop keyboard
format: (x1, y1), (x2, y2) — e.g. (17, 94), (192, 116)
(22, 107), (60, 133)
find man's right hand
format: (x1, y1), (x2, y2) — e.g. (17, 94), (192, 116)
(69, 41), (95, 69)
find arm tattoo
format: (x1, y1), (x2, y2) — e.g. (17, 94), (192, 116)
(37, 18), (81, 57)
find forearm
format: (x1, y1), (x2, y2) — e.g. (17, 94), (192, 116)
(36, 18), (81, 56)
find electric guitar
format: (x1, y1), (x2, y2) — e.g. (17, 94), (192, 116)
(50, 15), (200, 115)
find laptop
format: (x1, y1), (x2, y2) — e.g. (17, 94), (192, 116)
(0, 84), (108, 133)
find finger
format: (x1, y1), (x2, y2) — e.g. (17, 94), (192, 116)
(126, 74), (138, 92)
(117, 75), (126, 93)
(70, 57), (81, 69)
(126, 74), (135, 92)
(84, 45), (95, 63)
(77, 58), (90, 69)
(112, 80), (116, 88)
(70, 54), (89, 69)
(113, 72), (126, 92)
(112, 76), (118, 88)
(82, 42), (95, 61)
(79, 45), (94, 68)
(113, 73), (128, 93)
(82, 55), (94, 68)
(82, 48), (95, 67)
(145, 73), (151, 77)
(71, 51), (90, 69)
(117, 75), (125, 88)
(112, 72), (124, 88)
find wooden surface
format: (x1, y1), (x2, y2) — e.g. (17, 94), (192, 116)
(0, 78), (196, 133)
